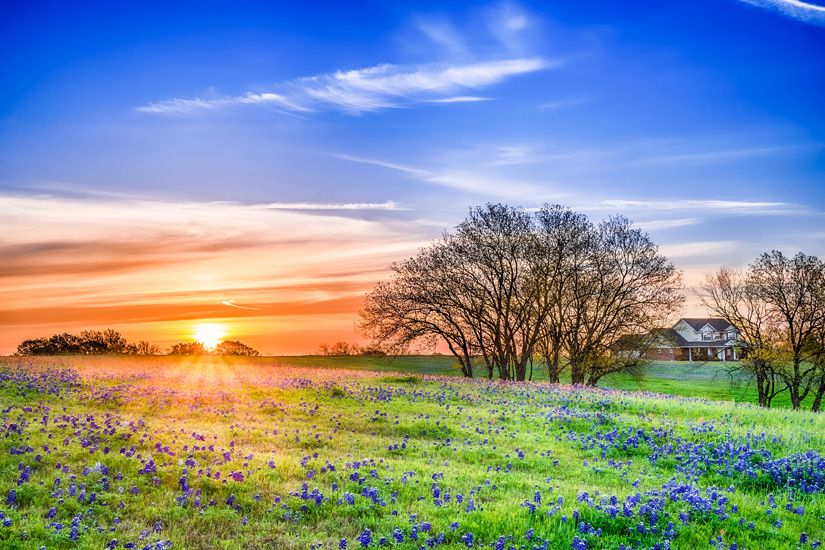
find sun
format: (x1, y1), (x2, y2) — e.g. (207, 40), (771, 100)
(192, 323), (226, 349)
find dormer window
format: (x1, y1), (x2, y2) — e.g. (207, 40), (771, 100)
(702, 333), (712, 341)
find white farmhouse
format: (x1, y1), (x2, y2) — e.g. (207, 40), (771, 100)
(650, 318), (743, 361)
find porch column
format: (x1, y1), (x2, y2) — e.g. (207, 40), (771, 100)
(688, 348), (692, 361)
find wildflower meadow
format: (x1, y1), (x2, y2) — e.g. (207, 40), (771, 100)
(0, 356), (823, 550)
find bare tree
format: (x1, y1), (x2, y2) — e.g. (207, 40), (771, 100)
(697, 267), (784, 407)
(449, 204), (537, 381)
(125, 340), (161, 355)
(561, 216), (683, 385)
(809, 324), (825, 412)
(531, 206), (593, 383)
(360, 204), (682, 384)
(360, 239), (480, 377)
(748, 251), (825, 410)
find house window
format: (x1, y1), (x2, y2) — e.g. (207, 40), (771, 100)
(702, 333), (712, 341)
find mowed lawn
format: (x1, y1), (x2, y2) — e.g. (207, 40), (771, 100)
(0, 355), (823, 550)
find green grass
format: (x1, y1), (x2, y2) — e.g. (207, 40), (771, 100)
(0, 356), (822, 550)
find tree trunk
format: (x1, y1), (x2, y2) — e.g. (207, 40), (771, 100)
(811, 384), (824, 413)
(570, 359), (585, 385)
(754, 363), (768, 408)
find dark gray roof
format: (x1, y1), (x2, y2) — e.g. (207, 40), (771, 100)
(679, 318), (735, 332)
(658, 327), (741, 348)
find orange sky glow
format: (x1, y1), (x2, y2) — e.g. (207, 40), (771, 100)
(0, 194), (437, 355)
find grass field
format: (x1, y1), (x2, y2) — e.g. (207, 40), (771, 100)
(0, 355), (823, 549)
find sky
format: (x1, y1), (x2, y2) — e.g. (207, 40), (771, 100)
(1, 0), (824, 355)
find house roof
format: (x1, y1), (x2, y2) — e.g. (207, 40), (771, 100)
(658, 326), (742, 348)
(678, 318), (735, 332)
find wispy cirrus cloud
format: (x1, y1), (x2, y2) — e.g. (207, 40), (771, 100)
(333, 153), (553, 199)
(632, 144), (815, 164)
(221, 300), (262, 310)
(597, 199), (807, 215)
(252, 200), (402, 211)
(137, 57), (551, 115)
(634, 218), (703, 231)
(659, 240), (740, 259)
(138, 4), (553, 115)
(425, 96), (493, 103)
(739, 0), (825, 26)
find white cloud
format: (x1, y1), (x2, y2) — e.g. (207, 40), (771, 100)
(138, 91), (309, 114)
(487, 3), (535, 55)
(252, 200), (402, 211)
(425, 96), (493, 103)
(415, 16), (468, 57)
(221, 300), (261, 310)
(659, 240), (740, 259)
(633, 145), (807, 164)
(138, 5), (553, 116)
(597, 199), (806, 215)
(333, 153), (553, 199)
(138, 57), (551, 115)
(634, 218), (702, 231)
(740, 0), (825, 26)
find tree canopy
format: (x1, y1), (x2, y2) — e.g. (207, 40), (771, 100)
(698, 250), (825, 411)
(15, 329), (159, 356)
(359, 204), (684, 384)
(15, 331), (260, 357)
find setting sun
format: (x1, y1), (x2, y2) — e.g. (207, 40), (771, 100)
(192, 323), (226, 349)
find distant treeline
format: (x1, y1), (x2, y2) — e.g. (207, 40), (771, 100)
(317, 341), (386, 356)
(14, 329), (259, 357)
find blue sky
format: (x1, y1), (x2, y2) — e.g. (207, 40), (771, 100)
(1, 0), (824, 353)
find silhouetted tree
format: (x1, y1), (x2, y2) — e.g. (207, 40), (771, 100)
(360, 204), (683, 384)
(15, 337), (53, 356)
(125, 340), (161, 356)
(214, 340), (260, 356)
(167, 342), (208, 355)
(15, 329), (136, 356)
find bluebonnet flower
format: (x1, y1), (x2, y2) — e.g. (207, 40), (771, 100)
(356, 529), (372, 547)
